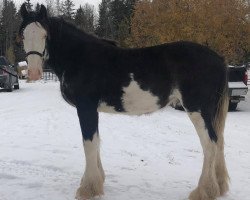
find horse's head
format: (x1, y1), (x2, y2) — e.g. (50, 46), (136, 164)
(19, 4), (48, 81)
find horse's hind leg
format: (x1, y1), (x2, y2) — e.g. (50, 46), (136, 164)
(215, 135), (229, 196)
(214, 109), (229, 196)
(188, 111), (220, 200)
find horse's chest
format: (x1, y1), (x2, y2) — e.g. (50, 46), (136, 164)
(98, 80), (160, 115)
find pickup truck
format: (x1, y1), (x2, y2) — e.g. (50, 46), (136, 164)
(228, 65), (248, 110)
(173, 65), (248, 111)
(0, 56), (19, 92)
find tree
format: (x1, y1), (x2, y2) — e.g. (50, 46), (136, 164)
(75, 4), (95, 33)
(25, 0), (33, 11)
(129, 0), (250, 64)
(0, 0), (25, 62)
(96, 0), (113, 38)
(6, 45), (15, 63)
(55, 0), (62, 16)
(46, 0), (55, 16)
(110, 0), (126, 39)
(61, 0), (75, 21)
(0, 0), (17, 56)
(75, 6), (85, 29)
(35, 3), (40, 12)
(96, 0), (137, 44)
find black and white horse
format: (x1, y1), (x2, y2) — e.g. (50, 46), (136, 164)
(19, 4), (229, 200)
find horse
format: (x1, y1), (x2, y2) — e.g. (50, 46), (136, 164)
(19, 4), (229, 200)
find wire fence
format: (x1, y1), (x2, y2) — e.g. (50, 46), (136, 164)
(248, 70), (250, 85)
(42, 69), (58, 81)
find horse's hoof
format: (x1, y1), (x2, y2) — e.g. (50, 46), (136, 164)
(218, 180), (229, 196)
(75, 173), (104, 200)
(189, 186), (219, 200)
(75, 188), (104, 200)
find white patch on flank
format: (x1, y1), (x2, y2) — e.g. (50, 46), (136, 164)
(98, 76), (183, 115)
(122, 74), (160, 115)
(97, 102), (117, 113)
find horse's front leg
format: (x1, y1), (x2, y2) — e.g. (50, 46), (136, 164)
(75, 99), (105, 200)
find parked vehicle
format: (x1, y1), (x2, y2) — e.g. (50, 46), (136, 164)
(0, 56), (19, 92)
(228, 65), (248, 110)
(173, 65), (248, 111)
(17, 61), (28, 79)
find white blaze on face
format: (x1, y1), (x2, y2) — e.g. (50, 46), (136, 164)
(23, 22), (47, 80)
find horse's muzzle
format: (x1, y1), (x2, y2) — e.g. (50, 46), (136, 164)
(28, 68), (42, 81)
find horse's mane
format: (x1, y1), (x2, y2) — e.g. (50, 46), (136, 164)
(47, 17), (118, 47)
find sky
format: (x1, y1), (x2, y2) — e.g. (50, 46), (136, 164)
(14, 0), (102, 11)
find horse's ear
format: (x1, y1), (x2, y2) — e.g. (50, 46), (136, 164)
(20, 3), (28, 19)
(38, 5), (47, 20)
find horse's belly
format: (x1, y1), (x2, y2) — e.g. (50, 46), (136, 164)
(122, 80), (160, 115)
(98, 80), (161, 115)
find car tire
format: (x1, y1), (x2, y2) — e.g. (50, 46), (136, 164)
(6, 75), (13, 92)
(6, 84), (13, 92)
(229, 101), (238, 111)
(14, 84), (19, 89)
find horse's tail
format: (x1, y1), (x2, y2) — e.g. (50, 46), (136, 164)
(212, 69), (229, 144)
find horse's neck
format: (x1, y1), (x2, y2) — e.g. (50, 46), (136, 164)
(47, 19), (87, 77)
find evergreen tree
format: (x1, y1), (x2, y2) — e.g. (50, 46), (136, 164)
(61, 0), (75, 21)
(110, 0), (126, 39)
(83, 4), (95, 33)
(75, 4), (95, 33)
(46, 0), (55, 16)
(0, 0), (17, 56)
(96, 0), (137, 43)
(75, 6), (86, 30)
(25, 0), (33, 11)
(96, 0), (113, 38)
(55, 0), (62, 16)
(0, 0), (25, 62)
(35, 3), (40, 12)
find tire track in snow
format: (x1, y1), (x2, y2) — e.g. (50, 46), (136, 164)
(0, 160), (80, 182)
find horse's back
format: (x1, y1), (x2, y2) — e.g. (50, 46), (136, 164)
(97, 41), (227, 115)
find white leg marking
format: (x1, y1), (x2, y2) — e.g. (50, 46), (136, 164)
(215, 129), (229, 196)
(188, 112), (220, 200)
(76, 133), (104, 200)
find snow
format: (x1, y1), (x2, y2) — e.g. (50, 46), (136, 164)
(18, 61), (27, 67)
(0, 80), (250, 200)
(228, 82), (248, 89)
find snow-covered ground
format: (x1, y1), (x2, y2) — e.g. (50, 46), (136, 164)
(0, 81), (249, 200)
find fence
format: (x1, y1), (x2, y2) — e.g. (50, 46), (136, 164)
(42, 69), (58, 81)
(40, 68), (250, 85)
(248, 70), (250, 85)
